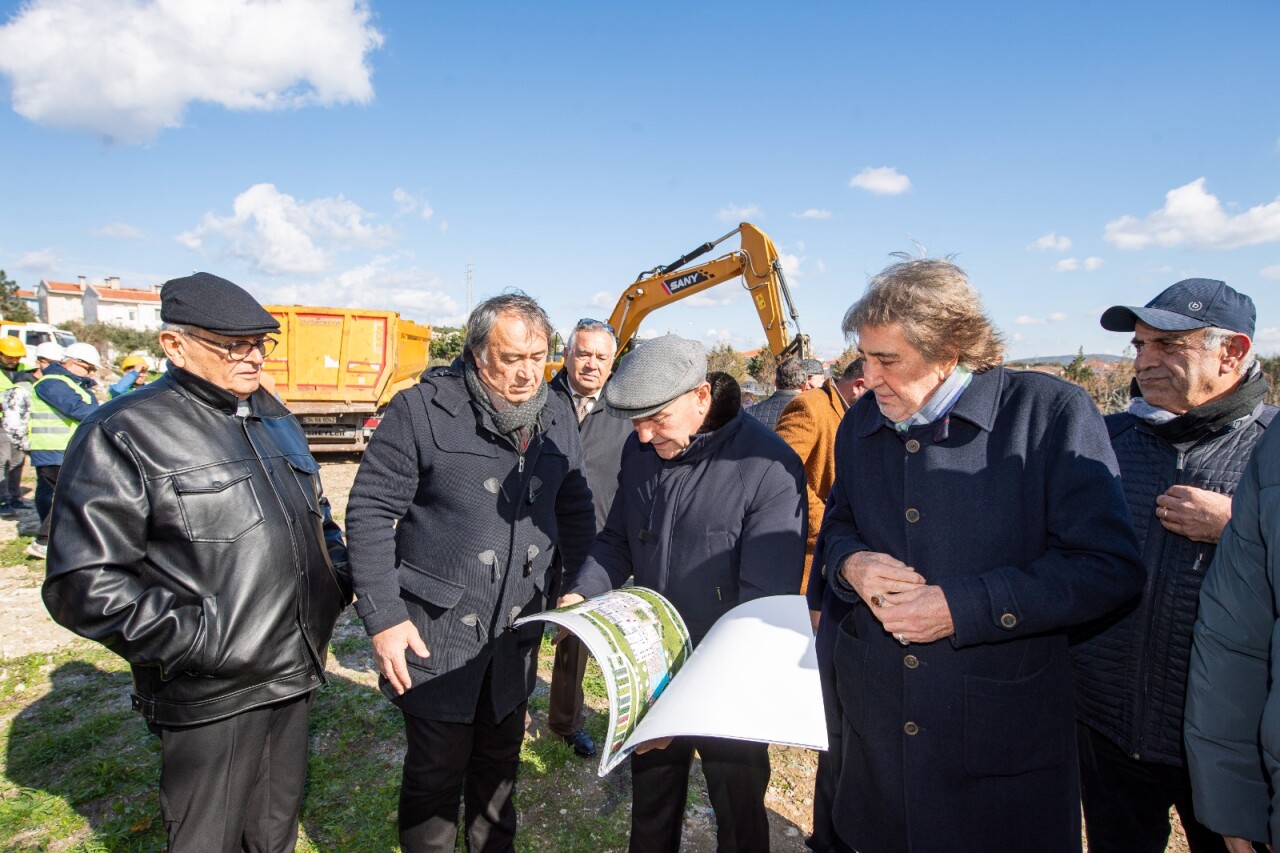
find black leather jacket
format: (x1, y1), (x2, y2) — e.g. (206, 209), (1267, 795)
(43, 366), (352, 726)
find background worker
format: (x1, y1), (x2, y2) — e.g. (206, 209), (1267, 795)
(21, 341), (63, 382)
(1073, 279), (1271, 853)
(546, 318), (632, 758)
(746, 357), (807, 429)
(26, 342), (101, 559)
(109, 355), (151, 398)
(0, 337), (29, 517)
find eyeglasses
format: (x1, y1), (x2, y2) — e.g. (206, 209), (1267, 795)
(575, 318), (616, 336)
(184, 330), (278, 361)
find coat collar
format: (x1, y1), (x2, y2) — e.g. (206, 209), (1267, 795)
(854, 366), (1004, 438)
(427, 362), (564, 436)
(163, 364), (289, 419)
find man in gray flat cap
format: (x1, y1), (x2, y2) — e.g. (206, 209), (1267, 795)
(44, 272), (351, 852)
(559, 333), (806, 853)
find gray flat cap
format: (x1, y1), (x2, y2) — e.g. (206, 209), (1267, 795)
(603, 334), (707, 419)
(800, 358), (825, 377)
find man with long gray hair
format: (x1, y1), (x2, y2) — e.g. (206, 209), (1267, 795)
(346, 292), (595, 852)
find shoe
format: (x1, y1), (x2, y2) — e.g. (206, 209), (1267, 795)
(0, 503), (14, 519)
(563, 730), (596, 757)
(24, 542), (47, 560)
(8, 499), (29, 510)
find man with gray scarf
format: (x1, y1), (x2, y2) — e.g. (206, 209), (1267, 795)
(346, 292), (595, 852)
(1073, 278), (1274, 853)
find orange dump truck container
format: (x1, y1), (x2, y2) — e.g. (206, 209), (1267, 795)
(263, 305), (431, 452)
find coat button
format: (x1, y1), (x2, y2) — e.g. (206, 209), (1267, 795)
(905, 508), (920, 523)
(1000, 613), (1017, 629)
(904, 654), (919, 669)
(477, 550), (496, 565)
(460, 613), (479, 627)
(905, 439), (920, 453)
(483, 478), (501, 494)
(904, 722), (919, 736)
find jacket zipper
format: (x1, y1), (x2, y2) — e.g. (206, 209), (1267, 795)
(244, 418), (328, 685)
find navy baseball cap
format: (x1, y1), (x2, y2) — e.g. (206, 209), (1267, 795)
(1100, 278), (1255, 338)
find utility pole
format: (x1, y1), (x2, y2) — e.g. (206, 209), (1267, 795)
(465, 261), (474, 319)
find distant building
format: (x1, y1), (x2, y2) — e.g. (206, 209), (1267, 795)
(15, 289), (38, 318)
(36, 277), (89, 326)
(84, 276), (163, 330)
(36, 275), (164, 330)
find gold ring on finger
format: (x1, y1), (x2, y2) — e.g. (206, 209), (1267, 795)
(871, 594), (886, 607)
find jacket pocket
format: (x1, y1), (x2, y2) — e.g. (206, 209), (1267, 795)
(283, 453), (322, 517)
(398, 560), (466, 673)
(963, 660), (1070, 776)
(183, 595), (222, 677)
(171, 460), (265, 543)
(833, 620), (870, 736)
(701, 530), (739, 603)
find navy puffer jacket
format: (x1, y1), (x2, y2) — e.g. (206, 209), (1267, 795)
(1072, 400), (1275, 765)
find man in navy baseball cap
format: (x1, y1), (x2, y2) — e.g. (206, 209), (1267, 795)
(1100, 277), (1255, 338)
(1076, 278), (1273, 853)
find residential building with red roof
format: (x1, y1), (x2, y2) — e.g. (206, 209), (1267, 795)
(36, 276), (163, 330)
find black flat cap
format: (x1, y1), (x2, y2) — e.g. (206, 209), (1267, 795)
(160, 272), (280, 336)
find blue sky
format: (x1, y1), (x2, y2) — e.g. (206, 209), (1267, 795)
(1, 0), (1277, 360)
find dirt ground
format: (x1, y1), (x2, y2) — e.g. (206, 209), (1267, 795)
(0, 459), (1194, 852)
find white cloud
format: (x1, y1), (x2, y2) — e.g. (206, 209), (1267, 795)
(0, 0), (383, 144)
(1053, 258), (1080, 272)
(815, 259), (827, 275)
(703, 328), (734, 344)
(439, 221), (449, 234)
(265, 258), (464, 325)
(794, 209), (832, 220)
(716, 203), (763, 224)
(587, 290), (615, 309)
(178, 183), (393, 275)
(1083, 256), (1104, 271)
(15, 249), (59, 274)
(778, 250), (805, 282)
(1028, 231), (1072, 252)
(1014, 312), (1069, 326)
(1255, 327), (1280, 355)
(93, 222), (144, 239)
(1261, 264), (1280, 280)
(1104, 178), (1280, 250)
(392, 188), (434, 221)
(849, 167), (911, 196)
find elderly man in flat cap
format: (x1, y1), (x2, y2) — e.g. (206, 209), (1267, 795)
(43, 272), (352, 852)
(1073, 278), (1274, 853)
(559, 334), (806, 853)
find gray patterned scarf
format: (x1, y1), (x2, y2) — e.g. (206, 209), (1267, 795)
(463, 355), (547, 451)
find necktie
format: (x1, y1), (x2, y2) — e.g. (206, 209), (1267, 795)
(576, 395), (590, 423)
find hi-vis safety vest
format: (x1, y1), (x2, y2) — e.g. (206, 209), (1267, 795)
(28, 374), (93, 452)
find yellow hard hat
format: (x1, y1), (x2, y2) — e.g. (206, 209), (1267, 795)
(0, 337), (27, 358)
(120, 355), (148, 373)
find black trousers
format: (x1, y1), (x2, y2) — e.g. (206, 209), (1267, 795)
(629, 736), (771, 853)
(1078, 722), (1227, 853)
(154, 693), (312, 853)
(35, 464), (59, 544)
(547, 633), (589, 736)
(399, 671), (526, 853)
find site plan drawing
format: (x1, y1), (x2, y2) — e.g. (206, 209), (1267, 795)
(518, 591), (828, 776)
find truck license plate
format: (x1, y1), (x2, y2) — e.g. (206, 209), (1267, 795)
(303, 416), (338, 424)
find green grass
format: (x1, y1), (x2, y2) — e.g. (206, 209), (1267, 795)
(0, 618), (811, 851)
(0, 535), (38, 567)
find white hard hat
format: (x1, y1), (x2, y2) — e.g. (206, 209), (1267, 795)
(63, 342), (102, 368)
(34, 342), (64, 362)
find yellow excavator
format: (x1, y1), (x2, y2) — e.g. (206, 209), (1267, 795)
(553, 222), (810, 374)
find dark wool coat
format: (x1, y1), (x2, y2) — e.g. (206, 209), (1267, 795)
(569, 410), (806, 644)
(1185, 423), (1280, 845)
(821, 367), (1143, 853)
(1072, 401), (1274, 766)
(345, 366), (596, 723)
